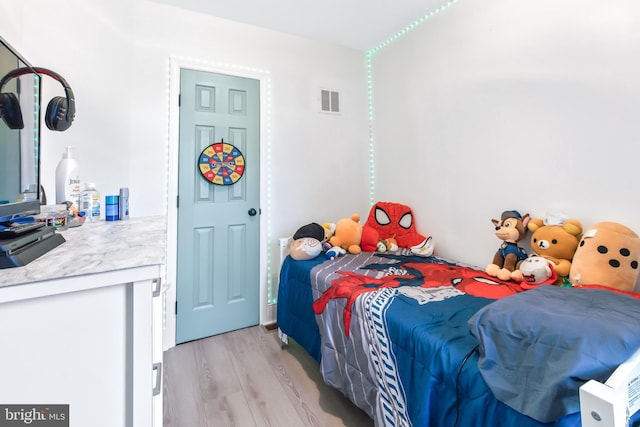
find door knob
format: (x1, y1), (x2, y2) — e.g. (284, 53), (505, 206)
(248, 208), (257, 216)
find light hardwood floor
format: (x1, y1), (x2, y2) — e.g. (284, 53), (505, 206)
(163, 325), (374, 427)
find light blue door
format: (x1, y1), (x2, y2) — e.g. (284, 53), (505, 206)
(176, 69), (260, 344)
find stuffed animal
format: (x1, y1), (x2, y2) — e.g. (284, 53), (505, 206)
(569, 222), (640, 292)
(360, 225), (381, 253)
(384, 237), (399, 251)
(361, 201), (434, 256)
(329, 214), (363, 255)
(289, 237), (324, 260)
(377, 237), (399, 253)
(293, 222), (331, 242)
(289, 222), (334, 260)
(360, 231), (404, 254)
(518, 255), (558, 289)
(512, 215), (582, 284)
(325, 245), (346, 260)
(486, 210), (530, 281)
(412, 236), (435, 257)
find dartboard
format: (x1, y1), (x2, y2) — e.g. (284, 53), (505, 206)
(198, 142), (245, 185)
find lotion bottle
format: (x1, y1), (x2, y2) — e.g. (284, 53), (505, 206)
(55, 146), (81, 208)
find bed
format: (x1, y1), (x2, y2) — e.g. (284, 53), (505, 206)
(276, 247), (640, 427)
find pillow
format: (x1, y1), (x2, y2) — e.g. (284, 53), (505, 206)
(468, 285), (640, 423)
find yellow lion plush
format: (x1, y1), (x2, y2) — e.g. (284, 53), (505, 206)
(329, 214), (363, 255)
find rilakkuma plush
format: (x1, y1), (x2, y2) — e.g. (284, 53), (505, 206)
(512, 215), (582, 284)
(518, 255), (558, 289)
(361, 201), (434, 256)
(329, 214), (363, 255)
(289, 222), (334, 260)
(569, 221), (640, 292)
(486, 210), (530, 281)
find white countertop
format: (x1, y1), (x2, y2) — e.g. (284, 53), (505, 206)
(0, 216), (167, 288)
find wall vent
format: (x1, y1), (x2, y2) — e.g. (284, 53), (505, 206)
(320, 89), (340, 113)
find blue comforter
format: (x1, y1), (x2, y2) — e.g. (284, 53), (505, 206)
(469, 285), (640, 423)
(277, 253), (639, 426)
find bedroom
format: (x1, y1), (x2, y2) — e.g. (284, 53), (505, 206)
(4, 0), (638, 344)
(1, 0), (639, 424)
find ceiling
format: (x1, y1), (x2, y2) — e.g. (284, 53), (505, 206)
(149, 0), (449, 52)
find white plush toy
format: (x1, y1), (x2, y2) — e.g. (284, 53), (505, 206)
(325, 246), (346, 260)
(289, 237), (324, 261)
(518, 255), (557, 289)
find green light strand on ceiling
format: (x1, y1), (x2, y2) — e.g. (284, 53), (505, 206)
(366, 0), (458, 57)
(365, 0), (458, 206)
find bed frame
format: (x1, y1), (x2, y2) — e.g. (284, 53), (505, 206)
(277, 237), (640, 427)
(579, 347), (640, 427)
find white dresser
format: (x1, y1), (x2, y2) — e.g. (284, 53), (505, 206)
(0, 216), (166, 427)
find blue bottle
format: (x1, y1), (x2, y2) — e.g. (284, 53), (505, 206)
(105, 195), (119, 221)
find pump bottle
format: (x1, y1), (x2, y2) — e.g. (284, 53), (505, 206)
(55, 146), (81, 208)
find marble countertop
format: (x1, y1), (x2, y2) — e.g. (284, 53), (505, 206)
(0, 216), (167, 288)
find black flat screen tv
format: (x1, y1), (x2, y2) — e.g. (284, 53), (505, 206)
(0, 35), (42, 223)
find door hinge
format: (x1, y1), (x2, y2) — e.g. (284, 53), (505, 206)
(175, 301), (177, 314)
(178, 93), (181, 107)
(176, 195), (179, 209)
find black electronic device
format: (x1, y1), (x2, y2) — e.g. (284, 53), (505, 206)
(0, 35), (66, 268)
(0, 227), (66, 269)
(0, 35), (42, 223)
(0, 221), (45, 238)
(0, 66), (75, 132)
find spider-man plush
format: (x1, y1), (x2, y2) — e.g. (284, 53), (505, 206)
(361, 202), (432, 255)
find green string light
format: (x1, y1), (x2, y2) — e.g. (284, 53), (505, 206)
(170, 0), (460, 309)
(365, 0), (459, 206)
(33, 77), (40, 174)
(265, 76), (277, 305)
(166, 56), (278, 306)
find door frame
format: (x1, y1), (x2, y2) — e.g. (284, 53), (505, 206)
(165, 56), (270, 349)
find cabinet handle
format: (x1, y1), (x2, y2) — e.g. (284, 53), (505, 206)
(152, 277), (162, 298)
(152, 362), (162, 396)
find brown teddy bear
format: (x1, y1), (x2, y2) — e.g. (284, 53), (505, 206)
(569, 221), (640, 292)
(513, 216), (582, 284)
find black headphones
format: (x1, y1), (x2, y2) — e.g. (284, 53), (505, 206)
(0, 67), (75, 131)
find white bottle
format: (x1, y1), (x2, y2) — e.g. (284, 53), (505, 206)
(80, 182), (101, 221)
(55, 146), (81, 208)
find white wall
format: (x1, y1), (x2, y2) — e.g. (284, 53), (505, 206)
(372, 0), (640, 269)
(1, 2), (135, 207)
(0, 0), (369, 225)
(1, 1), (369, 343)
